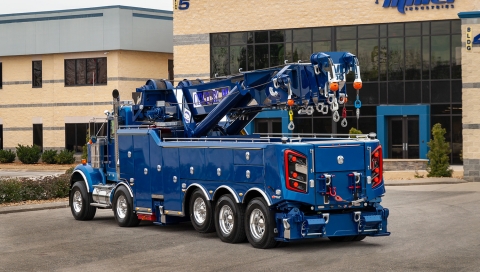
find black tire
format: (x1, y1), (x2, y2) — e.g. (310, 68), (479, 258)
(189, 189), (215, 233)
(113, 186), (140, 227)
(328, 236), (356, 242)
(214, 194), (246, 243)
(70, 181), (96, 220)
(245, 197), (278, 249)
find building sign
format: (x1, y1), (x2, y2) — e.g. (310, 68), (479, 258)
(378, 0), (455, 14)
(467, 27), (472, 51)
(193, 87), (230, 108)
(174, 0), (190, 10)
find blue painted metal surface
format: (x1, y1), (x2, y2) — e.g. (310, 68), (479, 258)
(71, 51), (390, 245)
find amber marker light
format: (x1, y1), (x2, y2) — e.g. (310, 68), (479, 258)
(81, 159), (87, 165)
(330, 82), (339, 92)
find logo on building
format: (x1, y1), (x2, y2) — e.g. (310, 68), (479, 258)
(377, 0), (455, 14)
(174, 0), (190, 10)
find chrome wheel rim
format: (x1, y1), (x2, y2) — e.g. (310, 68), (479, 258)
(73, 191), (82, 213)
(116, 195), (127, 219)
(219, 205), (234, 235)
(193, 197), (207, 225)
(249, 208), (265, 240)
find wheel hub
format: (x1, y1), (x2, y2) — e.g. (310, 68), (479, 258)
(193, 197), (207, 224)
(249, 208), (266, 240)
(73, 191), (82, 213)
(219, 205), (234, 235)
(116, 195), (127, 219)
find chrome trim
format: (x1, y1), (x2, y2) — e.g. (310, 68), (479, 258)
(164, 210), (184, 216)
(243, 187), (272, 206)
(322, 213), (330, 224)
(152, 194), (164, 199)
(136, 211), (153, 215)
(354, 211), (361, 222)
(214, 185), (240, 203)
(186, 183), (211, 201)
(115, 181), (133, 197)
(90, 203), (110, 208)
(73, 170), (90, 192)
(310, 149), (315, 173)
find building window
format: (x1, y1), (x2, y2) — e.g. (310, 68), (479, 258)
(168, 59), (174, 81)
(65, 122), (106, 152)
(33, 124), (43, 151)
(211, 19), (462, 164)
(65, 58), (107, 86)
(0, 63), (2, 89)
(32, 61), (42, 88)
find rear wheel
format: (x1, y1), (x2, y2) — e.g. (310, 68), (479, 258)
(190, 189), (215, 233)
(245, 198), (278, 249)
(113, 186), (140, 227)
(214, 194), (246, 243)
(70, 181), (96, 220)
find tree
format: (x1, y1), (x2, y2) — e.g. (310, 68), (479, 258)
(427, 123), (452, 177)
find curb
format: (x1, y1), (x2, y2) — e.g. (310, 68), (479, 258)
(385, 181), (468, 186)
(0, 202), (69, 215)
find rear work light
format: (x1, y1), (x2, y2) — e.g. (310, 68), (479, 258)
(284, 150), (308, 193)
(371, 145), (383, 188)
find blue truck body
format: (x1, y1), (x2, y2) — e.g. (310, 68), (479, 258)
(69, 51), (390, 248)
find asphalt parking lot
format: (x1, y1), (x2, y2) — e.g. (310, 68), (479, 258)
(1, 182), (480, 272)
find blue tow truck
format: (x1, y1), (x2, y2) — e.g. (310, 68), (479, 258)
(69, 51), (390, 248)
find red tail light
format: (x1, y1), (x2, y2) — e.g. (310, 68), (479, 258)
(371, 145), (383, 188)
(284, 150), (308, 193)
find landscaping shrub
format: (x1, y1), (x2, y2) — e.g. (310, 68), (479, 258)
(41, 150), (58, 164)
(16, 144), (41, 164)
(65, 166), (75, 175)
(349, 127), (363, 138)
(0, 174), (70, 204)
(0, 149), (16, 163)
(427, 123), (453, 177)
(56, 149), (75, 164)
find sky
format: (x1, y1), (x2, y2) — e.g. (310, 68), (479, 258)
(0, 0), (173, 15)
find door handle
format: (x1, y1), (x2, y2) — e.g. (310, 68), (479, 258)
(405, 143), (408, 151)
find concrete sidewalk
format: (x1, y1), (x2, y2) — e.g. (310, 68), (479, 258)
(0, 177), (468, 215)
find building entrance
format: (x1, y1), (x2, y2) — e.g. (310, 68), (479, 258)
(389, 116), (419, 159)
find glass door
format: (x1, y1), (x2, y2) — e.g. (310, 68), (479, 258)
(388, 116), (419, 159)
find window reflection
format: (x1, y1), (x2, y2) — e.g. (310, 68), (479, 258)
(292, 43), (311, 61)
(405, 37), (421, 80)
(431, 35), (450, 79)
(388, 37), (404, 80)
(358, 39), (378, 81)
(210, 20), (462, 164)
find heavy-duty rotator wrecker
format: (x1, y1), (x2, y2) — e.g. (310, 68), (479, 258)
(69, 51), (390, 248)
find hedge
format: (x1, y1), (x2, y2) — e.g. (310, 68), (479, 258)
(0, 174), (71, 204)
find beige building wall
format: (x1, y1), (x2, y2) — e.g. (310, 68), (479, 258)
(0, 50), (173, 150)
(173, 0), (478, 80)
(460, 13), (480, 181)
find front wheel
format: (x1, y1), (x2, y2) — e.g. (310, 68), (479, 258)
(214, 194), (246, 243)
(245, 198), (277, 249)
(113, 186), (140, 227)
(70, 181), (96, 220)
(190, 189), (215, 233)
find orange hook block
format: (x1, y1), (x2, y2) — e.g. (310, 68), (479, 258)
(330, 82), (339, 92)
(287, 99), (294, 106)
(353, 81), (363, 90)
